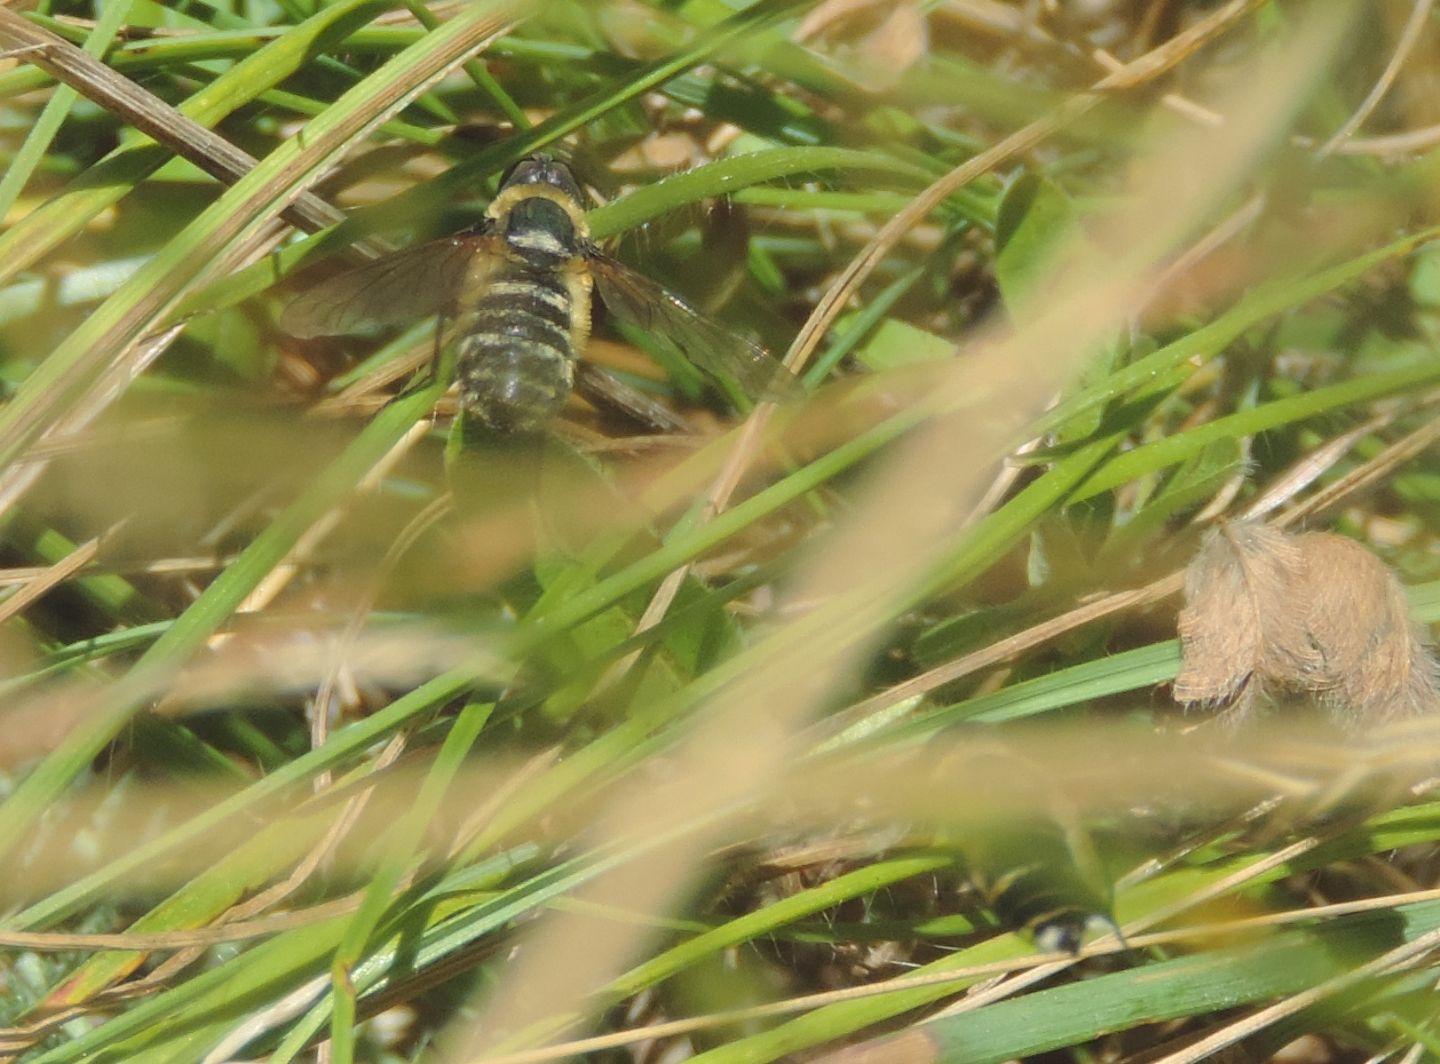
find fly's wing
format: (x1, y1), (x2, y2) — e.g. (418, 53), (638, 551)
(280, 230), (495, 338)
(587, 250), (802, 404)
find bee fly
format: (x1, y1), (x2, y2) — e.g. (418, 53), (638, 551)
(281, 154), (799, 433)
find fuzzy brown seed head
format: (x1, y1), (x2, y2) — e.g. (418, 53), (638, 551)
(1173, 522), (1440, 729)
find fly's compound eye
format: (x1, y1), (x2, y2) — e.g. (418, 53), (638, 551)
(498, 154), (587, 206)
(495, 154), (584, 208)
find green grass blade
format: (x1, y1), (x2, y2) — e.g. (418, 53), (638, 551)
(1071, 361), (1440, 500)
(0, 1), (134, 222)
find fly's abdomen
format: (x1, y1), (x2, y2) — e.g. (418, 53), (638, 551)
(456, 267), (577, 434)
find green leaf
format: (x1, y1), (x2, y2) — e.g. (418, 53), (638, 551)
(993, 173), (1083, 321)
(855, 318), (954, 372)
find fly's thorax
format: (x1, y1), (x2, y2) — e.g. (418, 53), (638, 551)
(486, 181), (591, 270)
(500, 197), (581, 268)
(455, 264), (580, 434)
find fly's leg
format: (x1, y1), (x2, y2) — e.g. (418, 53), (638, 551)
(444, 403), (469, 484)
(398, 314), (454, 396)
(405, 314), (460, 488)
(388, 315), (454, 410)
(430, 313), (456, 389)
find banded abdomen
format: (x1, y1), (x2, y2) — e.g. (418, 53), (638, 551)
(455, 264), (579, 434)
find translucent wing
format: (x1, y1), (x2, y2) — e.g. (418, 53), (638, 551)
(587, 250), (801, 403)
(280, 230), (496, 338)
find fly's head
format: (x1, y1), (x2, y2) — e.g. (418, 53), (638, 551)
(499, 154), (587, 204)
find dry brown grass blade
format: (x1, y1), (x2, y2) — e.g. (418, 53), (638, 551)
(0, 8), (346, 235)
(1330, 121), (1440, 156)
(811, 574), (1185, 745)
(1241, 408), (1407, 521)
(1318, 0), (1436, 156)
(0, 896), (361, 952)
(0, 621), (493, 774)
(200, 975), (331, 1064)
(1278, 412), (1440, 527)
(0, 533), (101, 627)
